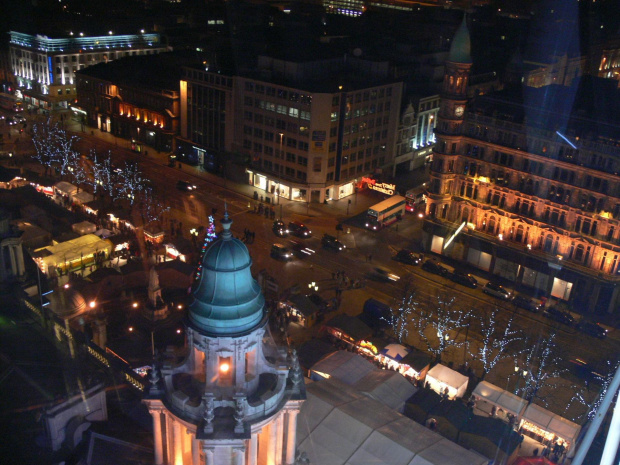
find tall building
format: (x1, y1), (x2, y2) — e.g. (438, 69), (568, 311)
(425, 16), (620, 314)
(143, 212), (305, 465)
(8, 31), (168, 111)
(180, 55), (403, 203)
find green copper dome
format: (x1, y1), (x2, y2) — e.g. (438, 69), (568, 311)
(188, 213), (265, 336)
(448, 15), (472, 64)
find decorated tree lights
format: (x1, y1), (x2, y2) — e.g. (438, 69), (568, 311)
(194, 215), (217, 281)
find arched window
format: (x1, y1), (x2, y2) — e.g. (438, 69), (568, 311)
(462, 207), (469, 223)
(515, 225), (524, 242)
(544, 234), (554, 252)
(488, 216), (496, 233)
(574, 244), (585, 262)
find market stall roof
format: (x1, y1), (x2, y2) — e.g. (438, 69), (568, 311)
(521, 403), (581, 443)
(286, 293), (319, 317)
(380, 343), (410, 361)
(401, 350), (432, 373)
(323, 314), (372, 342)
(473, 381), (527, 417)
(310, 351), (375, 385)
(71, 190), (94, 204)
(72, 221), (97, 235)
(54, 181), (78, 196)
(297, 378), (488, 465)
(35, 234), (113, 270)
(297, 339), (337, 370)
(353, 369), (417, 412)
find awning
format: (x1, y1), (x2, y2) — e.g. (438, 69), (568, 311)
(472, 381), (527, 417)
(380, 343), (410, 362)
(286, 294), (319, 317)
(521, 403), (581, 445)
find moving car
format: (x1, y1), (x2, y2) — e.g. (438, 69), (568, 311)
(176, 180), (197, 191)
(422, 259), (450, 277)
(272, 220), (289, 237)
(288, 221), (312, 238)
(450, 270), (478, 288)
(576, 321), (607, 339)
(512, 295), (541, 313)
(6, 117), (15, 125)
(289, 239), (315, 258)
(393, 249), (424, 265)
(14, 115), (26, 124)
(321, 234), (346, 251)
(482, 281), (512, 300)
(372, 266), (400, 282)
(543, 306), (575, 326)
(270, 244), (293, 261)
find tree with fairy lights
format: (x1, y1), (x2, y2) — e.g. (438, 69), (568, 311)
(564, 358), (619, 422)
(137, 187), (170, 229)
(413, 294), (470, 362)
(515, 331), (565, 407)
(382, 280), (418, 343)
(117, 161), (144, 205)
(473, 308), (522, 379)
(195, 216), (217, 281)
(32, 118), (79, 178)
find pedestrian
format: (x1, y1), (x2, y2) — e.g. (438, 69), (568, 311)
(533, 448), (539, 457)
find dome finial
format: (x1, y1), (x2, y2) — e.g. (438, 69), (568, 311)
(221, 201), (232, 240)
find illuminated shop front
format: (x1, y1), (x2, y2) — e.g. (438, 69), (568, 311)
(337, 181), (356, 199)
(268, 180), (290, 201)
(247, 170), (267, 191)
(291, 188), (308, 202)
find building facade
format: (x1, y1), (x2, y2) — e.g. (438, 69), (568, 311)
(143, 213), (305, 465)
(9, 31), (168, 110)
(425, 17), (620, 314)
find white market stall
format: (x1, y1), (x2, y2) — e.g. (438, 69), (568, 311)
(72, 221), (97, 236)
(425, 364), (469, 400)
(71, 190), (94, 205)
(519, 403), (581, 453)
(34, 234), (113, 276)
(472, 381), (527, 418)
(54, 181), (78, 203)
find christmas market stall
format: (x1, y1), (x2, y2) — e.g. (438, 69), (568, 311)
(458, 415), (521, 463)
(472, 380), (527, 419)
(72, 221), (97, 236)
(425, 364), (469, 400)
(33, 233), (113, 276)
(322, 314), (373, 348)
(53, 181), (77, 204)
(518, 402), (581, 454)
(279, 293), (320, 328)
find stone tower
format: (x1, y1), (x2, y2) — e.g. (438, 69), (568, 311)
(427, 14), (473, 220)
(143, 212), (305, 465)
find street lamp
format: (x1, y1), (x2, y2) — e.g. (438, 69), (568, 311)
(308, 282), (319, 292)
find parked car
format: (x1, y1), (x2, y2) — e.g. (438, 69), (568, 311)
(576, 321), (608, 339)
(288, 221), (312, 238)
(482, 281), (512, 300)
(543, 306), (575, 326)
(321, 234), (345, 251)
(372, 266), (400, 282)
(422, 259), (450, 277)
(393, 249), (424, 265)
(270, 243), (293, 261)
(513, 295), (541, 313)
(176, 180), (197, 191)
(450, 270), (478, 288)
(272, 220), (289, 237)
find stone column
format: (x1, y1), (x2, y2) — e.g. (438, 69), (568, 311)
(173, 419), (183, 465)
(191, 436), (201, 465)
(166, 414), (175, 465)
(285, 410), (299, 465)
(204, 447), (215, 465)
(275, 413), (284, 465)
(16, 244), (25, 277)
(248, 433), (258, 465)
(150, 410), (164, 465)
(266, 421), (277, 465)
(233, 446), (246, 465)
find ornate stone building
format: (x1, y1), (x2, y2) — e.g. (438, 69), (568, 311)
(425, 16), (620, 314)
(143, 212), (305, 465)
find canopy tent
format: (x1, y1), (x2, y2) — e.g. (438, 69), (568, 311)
(34, 234), (113, 276)
(458, 415), (521, 463)
(54, 181), (78, 197)
(520, 403), (581, 452)
(94, 229), (114, 239)
(404, 388), (444, 424)
(472, 380), (528, 417)
(380, 343), (410, 361)
(72, 221), (97, 236)
(353, 369), (417, 413)
(297, 339), (337, 371)
(399, 350), (432, 381)
(425, 364), (469, 400)
(310, 351), (376, 384)
(296, 378), (489, 465)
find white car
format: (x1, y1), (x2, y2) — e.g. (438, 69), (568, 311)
(482, 282), (512, 300)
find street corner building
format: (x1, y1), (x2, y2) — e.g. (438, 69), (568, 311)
(143, 211), (305, 465)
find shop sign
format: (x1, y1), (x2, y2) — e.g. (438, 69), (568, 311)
(362, 177), (396, 195)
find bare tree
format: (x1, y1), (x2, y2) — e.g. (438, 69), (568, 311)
(383, 281), (419, 343)
(473, 308), (522, 379)
(31, 118), (62, 177)
(136, 187), (170, 229)
(117, 161), (144, 205)
(516, 332), (564, 407)
(414, 294), (470, 362)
